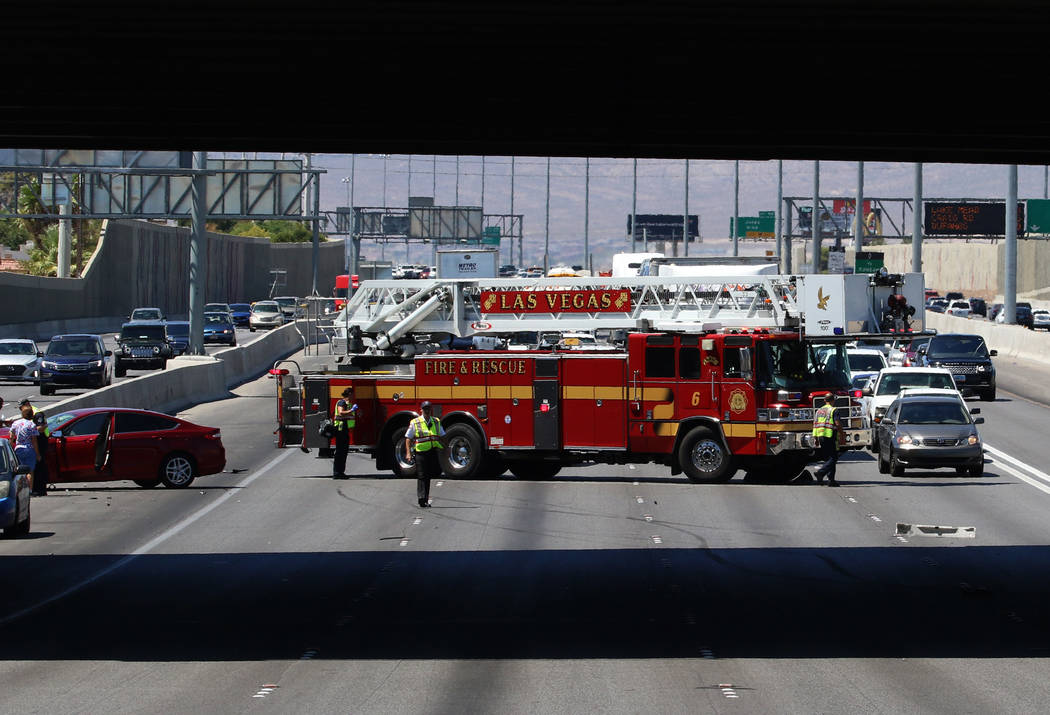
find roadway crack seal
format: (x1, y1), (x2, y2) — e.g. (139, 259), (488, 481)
(0, 448), (296, 628)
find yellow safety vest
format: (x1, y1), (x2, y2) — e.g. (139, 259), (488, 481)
(334, 400), (355, 430)
(410, 416), (442, 452)
(813, 405), (836, 438)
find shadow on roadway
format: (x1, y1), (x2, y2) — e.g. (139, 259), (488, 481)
(3, 543), (1050, 661)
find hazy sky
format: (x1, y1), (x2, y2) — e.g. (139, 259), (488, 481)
(260, 153), (1046, 267)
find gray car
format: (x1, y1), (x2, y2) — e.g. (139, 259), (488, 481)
(876, 394), (985, 477)
(0, 339), (41, 385)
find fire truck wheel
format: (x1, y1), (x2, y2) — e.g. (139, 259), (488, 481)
(440, 424), (484, 479)
(390, 432), (418, 479)
(678, 427), (735, 483)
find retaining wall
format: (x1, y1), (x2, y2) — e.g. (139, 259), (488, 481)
(0, 219), (345, 340)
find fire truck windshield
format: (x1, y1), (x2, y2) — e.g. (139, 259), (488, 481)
(757, 340), (851, 391)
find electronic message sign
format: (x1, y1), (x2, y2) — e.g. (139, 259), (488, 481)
(924, 202), (1024, 236)
(627, 214), (699, 242)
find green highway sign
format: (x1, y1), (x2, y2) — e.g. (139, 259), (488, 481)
(731, 215), (775, 238)
(855, 251), (885, 273)
(1027, 199), (1050, 234)
(482, 226), (501, 245)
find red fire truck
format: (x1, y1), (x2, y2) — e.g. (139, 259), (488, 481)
(274, 270), (926, 482)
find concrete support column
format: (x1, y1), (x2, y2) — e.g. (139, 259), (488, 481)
(57, 200), (71, 278)
(188, 151), (208, 356)
(912, 163), (923, 273)
(1005, 164), (1018, 323)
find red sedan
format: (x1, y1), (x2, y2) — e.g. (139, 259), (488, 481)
(34, 408), (226, 488)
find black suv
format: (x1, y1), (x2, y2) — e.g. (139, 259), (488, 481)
(968, 297), (987, 317)
(917, 333), (997, 401)
(115, 321), (174, 376)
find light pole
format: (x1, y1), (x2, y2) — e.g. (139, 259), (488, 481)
(341, 176), (352, 272)
(382, 154), (388, 207)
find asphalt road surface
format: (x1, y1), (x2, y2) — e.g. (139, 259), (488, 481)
(4, 352), (1050, 713)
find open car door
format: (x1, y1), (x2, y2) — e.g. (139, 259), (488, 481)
(94, 412), (114, 475)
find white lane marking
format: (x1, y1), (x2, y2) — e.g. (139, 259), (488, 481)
(412, 517), (423, 525)
(635, 496), (644, 504)
(985, 444), (1050, 486)
(0, 449), (296, 627)
(986, 455), (1050, 497)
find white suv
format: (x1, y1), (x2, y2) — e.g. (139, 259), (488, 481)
(862, 367), (959, 452)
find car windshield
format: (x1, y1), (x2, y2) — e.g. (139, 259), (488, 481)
(898, 401), (970, 425)
(0, 342), (35, 355)
(275, 298), (295, 307)
(877, 372), (956, 395)
(204, 314), (229, 324)
(120, 325), (166, 340)
(254, 304), (279, 313)
(166, 324), (189, 336)
(756, 340), (851, 391)
(204, 304), (228, 311)
(928, 335), (989, 359)
(230, 304), (250, 311)
(46, 412), (78, 432)
(46, 339), (101, 357)
(848, 353), (884, 371)
(132, 309), (161, 320)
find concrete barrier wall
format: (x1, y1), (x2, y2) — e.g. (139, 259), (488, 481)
(0, 219), (345, 340)
(40, 321), (312, 417)
(791, 240), (1050, 296)
(924, 311), (1050, 363)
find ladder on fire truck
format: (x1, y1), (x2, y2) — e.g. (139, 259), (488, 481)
(332, 271), (925, 355)
(335, 274), (803, 352)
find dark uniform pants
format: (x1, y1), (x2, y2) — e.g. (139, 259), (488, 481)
(416, 449), (442, 504)
(333, 428), (350, 476)
(815, 435), (839, 481)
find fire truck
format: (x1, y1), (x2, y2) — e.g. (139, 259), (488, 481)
(273, 269), (927, 483)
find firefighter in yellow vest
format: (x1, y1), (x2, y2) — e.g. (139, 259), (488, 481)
(811, 393), (841, 486)
(404, 401), (446, 507)
(332, 387), (357, 479)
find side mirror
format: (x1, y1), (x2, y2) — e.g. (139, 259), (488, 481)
(861, 386), (873, 396)
(104, 350), (112, 357)
(36, 351), (43, 357)
(917, 345), (927, 354)
(14, 464), (32, 475)
(989, 349), (997, 357)
(974, 417), (985, 425)
(50, 430), (62, 438)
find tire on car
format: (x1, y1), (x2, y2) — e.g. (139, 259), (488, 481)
(159, 452), (197, 488)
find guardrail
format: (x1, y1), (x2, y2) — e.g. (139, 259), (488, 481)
(41, 320), (319, 416)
